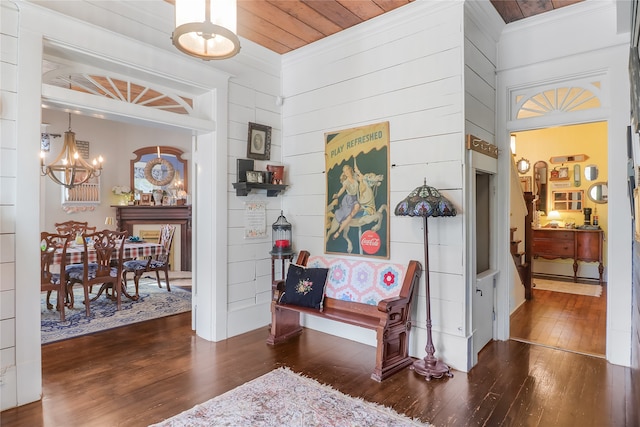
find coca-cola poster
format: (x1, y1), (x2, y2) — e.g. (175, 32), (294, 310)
(324, 122), (390, 259)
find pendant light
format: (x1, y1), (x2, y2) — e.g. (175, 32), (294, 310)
(172, 0), (241, 60)
(40, 112), (103, 189)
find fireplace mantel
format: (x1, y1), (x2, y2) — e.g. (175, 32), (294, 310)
(114, 205), (192, 271)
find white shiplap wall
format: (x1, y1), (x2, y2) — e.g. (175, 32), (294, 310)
(226, 64), (284, 337)
(281, 1), (472, 371)
(0, 0), (19, 412)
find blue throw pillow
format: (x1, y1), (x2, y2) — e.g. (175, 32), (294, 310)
(279, 264), (329, 310)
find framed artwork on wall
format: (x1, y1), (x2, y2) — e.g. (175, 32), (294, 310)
(247, 122), (271, 160)
(324, 121), (390, 259)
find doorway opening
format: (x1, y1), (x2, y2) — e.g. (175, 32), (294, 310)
(39, 109), (196, 343)
(509, 122), (608, 357)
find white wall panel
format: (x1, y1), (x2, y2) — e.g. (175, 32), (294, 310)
(0, 1), (18, 412)
(391, 133), (463, 165)
(228, 281), (258, 303)
(0, 119), (16, 149)
(0, 262), (14, 292)
(283, 49), (463, 122)
(282, 2), (462, 96)
(465, 93), (495, 136)
(0, 289), (14, 320)
(227, 302), (271, 336)
(284, 173), (324, 197)
(498, 2), (626, 71)
(465, 63), (496, 106)
(281, 1), (468, 370)
(0, 147), (16, 177)
(0, 34), (17, 65)
(1, 1), (18, 37)
(284, 85), (462, 139)
(1, 62), (16, 92)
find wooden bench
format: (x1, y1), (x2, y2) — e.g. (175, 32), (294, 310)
(267, 250), (422, 382)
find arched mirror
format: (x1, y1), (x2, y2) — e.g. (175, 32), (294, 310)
(534, 160), (548, 214)
(587, 181), (608, 204)
(131, 146), (188, 195)
(516, 157), (531, 174)
(584, 164), (598, 181)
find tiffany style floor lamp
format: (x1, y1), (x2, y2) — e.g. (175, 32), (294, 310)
(394, 179), (457, 381)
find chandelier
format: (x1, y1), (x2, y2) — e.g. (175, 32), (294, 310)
(40, 113), (103, 189)
(172, 0), (240, 60)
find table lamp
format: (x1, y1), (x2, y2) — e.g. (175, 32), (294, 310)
(547, 210), (561, 228)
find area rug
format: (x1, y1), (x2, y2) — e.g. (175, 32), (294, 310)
(533, 278), (602, 297)
(41, 277), (191, 344)
(149, 367), (430, 427)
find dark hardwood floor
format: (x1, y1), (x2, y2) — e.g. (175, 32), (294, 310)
(511, 283), (607, 356)
(1, 309), (638, 427)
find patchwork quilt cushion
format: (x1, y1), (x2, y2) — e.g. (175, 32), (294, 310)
(307, 256), (406, 306)
(279, 264), (329, 310)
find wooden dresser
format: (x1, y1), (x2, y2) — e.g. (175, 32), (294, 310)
(532, 228), (604, 283)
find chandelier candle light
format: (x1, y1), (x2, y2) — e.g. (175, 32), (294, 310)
(40, 113), (103, 189)
(394, 179), (457, 381)
(172, 0), (241, 60)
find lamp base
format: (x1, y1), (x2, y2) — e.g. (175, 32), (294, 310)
(411, 357), (453, 381)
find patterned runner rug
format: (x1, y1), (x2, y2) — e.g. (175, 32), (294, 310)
(533, 278), (602, 297)
(149, 367), (430, 427)
(41, 277), (191, 344)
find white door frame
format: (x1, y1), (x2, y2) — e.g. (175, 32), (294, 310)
(13, 3), (229, 406)
(466, 147), (498, 367)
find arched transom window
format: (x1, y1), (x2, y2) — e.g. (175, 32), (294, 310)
(42, 60), (194, 116)
(510, 74), (607, 127)
(514, 84), (601, 120)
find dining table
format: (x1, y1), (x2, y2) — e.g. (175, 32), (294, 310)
(53, 240), (167, 302)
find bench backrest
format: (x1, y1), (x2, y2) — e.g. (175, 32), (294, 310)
(307, 255), (406, 306)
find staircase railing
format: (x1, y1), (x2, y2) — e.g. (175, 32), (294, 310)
(509, 158), (534, 299)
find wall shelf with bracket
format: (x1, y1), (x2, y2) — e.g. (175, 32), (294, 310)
(232, 182), (287, 197)
(233, 158), (287, 196)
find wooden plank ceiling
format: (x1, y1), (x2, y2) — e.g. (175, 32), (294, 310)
(175, 0), (584, 55)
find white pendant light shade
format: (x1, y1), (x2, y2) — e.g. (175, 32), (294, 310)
(173, 0), (240, 60)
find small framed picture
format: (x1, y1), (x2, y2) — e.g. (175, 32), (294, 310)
(558, 166), (569, 179)
(162, 195), (170, 205)
(140, 193), (152, 206)
(246, 171), (262, 183)
(247, 122), (271, 160)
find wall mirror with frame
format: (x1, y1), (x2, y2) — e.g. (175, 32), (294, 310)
(584, 164), (599, 181)
(516, 157), (531, 174)
(534, 160), (548, 214)
(131, 146), (188, 195)
(587, 181), (608, 204)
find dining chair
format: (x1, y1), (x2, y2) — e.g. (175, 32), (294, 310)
(54, 220), (89, 236)
(41, 231), (72, 321)
(67, 229), (128, 315)
(122, 224), (176, 297)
